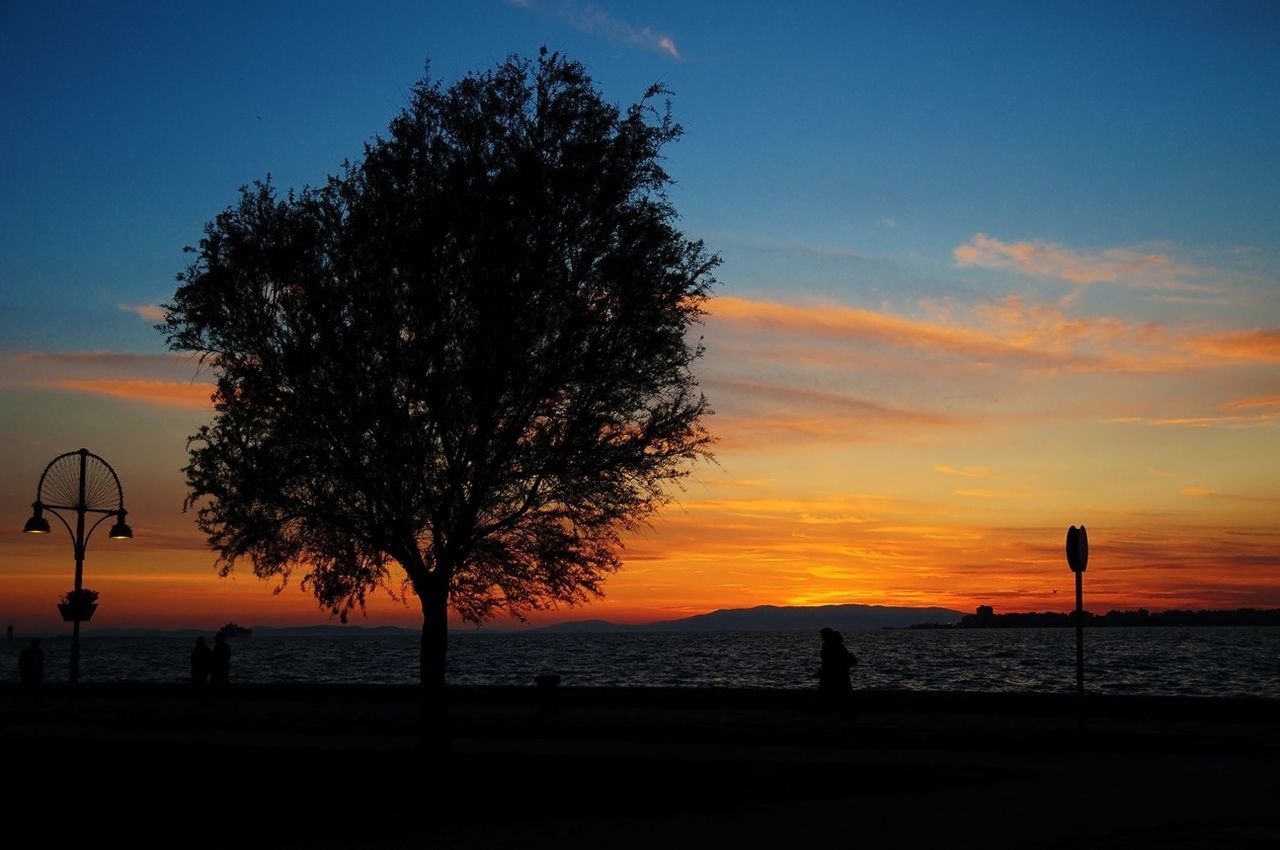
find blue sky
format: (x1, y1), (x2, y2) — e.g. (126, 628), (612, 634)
(4, 0), (1277, 347)
(2, 1), (1278, 628)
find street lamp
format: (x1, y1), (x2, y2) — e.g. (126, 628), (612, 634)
(22, 448), (133, 685)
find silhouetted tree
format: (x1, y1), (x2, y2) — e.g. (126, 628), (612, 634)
(162, 51), (717, 747)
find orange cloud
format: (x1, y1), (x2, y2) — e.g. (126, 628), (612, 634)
(711, 295), (1061, 364)
(711, 294), (1277, 375)
(1223, 394), (1280, 412)
(1188, 329), (1280, 362)
(953, 233), (1202, 290)
(47, 379), (214, 409)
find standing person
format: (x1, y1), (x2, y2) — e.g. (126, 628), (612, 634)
(18, 638), (45, 710)
(190, 636), (212, 692)
(817, 627), (858, 715)
(210, 631), (231, 688)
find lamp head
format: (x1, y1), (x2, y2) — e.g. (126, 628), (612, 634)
(108, 509), (133, 540)
(23, 502), (50, 534)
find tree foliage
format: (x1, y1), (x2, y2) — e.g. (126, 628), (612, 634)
(162, 51), (717, 665)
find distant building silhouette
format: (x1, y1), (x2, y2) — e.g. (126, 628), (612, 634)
(958, 605), (1280, 628)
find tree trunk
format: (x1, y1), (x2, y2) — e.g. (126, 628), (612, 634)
(419, 586), (450, 760)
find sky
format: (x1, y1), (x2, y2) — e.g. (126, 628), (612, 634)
(2, 1), (1278, 632)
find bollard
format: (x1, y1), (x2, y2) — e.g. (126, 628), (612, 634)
(533, 673), (561, 718)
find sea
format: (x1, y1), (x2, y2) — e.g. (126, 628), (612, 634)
(3, 627), (1278, 698)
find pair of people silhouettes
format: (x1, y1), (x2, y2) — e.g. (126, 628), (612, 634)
(191, 632), (231, 691)
(817, 627), (857, 715)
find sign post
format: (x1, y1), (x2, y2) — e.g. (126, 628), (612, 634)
(1065, 525), (1088, 703)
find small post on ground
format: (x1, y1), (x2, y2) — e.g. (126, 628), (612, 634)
(534, 672), (561, 719)
(1065, 524), (1089, 727)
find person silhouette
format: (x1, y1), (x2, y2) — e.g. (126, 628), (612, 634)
(816, 627), (857, 715)
(190, 636), (212, 691)
(18, 637), (45, 710)
(210, 631), (231, 688)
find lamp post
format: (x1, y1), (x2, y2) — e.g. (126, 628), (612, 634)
(22, 448), (133, 686)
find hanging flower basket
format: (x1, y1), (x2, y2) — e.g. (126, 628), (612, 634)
(58, 588), (99, 622)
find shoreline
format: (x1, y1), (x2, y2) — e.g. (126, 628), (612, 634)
(10, 675), (1280, 711)
(5, 679), (1280, 711)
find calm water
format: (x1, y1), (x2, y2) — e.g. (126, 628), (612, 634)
(3, 627), (1277, 698)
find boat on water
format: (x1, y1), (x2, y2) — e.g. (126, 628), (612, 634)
(216, 622), (252, 638)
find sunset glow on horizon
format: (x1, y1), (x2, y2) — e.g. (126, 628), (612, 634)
(2, 2), (1277, 632)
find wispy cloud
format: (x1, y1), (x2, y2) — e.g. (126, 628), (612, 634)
(519, 2), (682, 60)
(46, 379), (213, 409)
(934, 465), (997, 479)
(695, 478), (775, 491)
(720, 233), (865, 262)
(705, 377), (956, 448)
(1144, 293), (1242, 307)
(1179, 486), (1278, 503)
(710, 295), (1128, 371)
(708, 378), (949, 422)
(954, 233), (1205, 291)
(119, 303), (166, 322)
(712, 295), (1029, 361)
(1108, 393), (1280, 429)
(953, 487), (1031, 499)
(18, 351), (191, 369)
(1146, 415), (1274, 428)
(1223, 394), (1280, 412)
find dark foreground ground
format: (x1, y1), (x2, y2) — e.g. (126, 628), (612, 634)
(2, 683), (1278, 849)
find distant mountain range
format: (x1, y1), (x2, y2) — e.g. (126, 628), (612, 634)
(49, 604), (964, 637)
(39, 604), (1278, 638)
(533, 604), (966, 633)
(67, 624), (417, 638)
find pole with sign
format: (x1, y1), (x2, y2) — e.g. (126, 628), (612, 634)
(1065, 525), (1088, 698)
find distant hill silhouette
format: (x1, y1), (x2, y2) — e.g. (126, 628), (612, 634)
(529, 619), (624, 633)
(78, 624), (417, 638)
(535, 604), (966, 633)
(59, 605), (1280, 638)
(246, 625), (415, 637)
